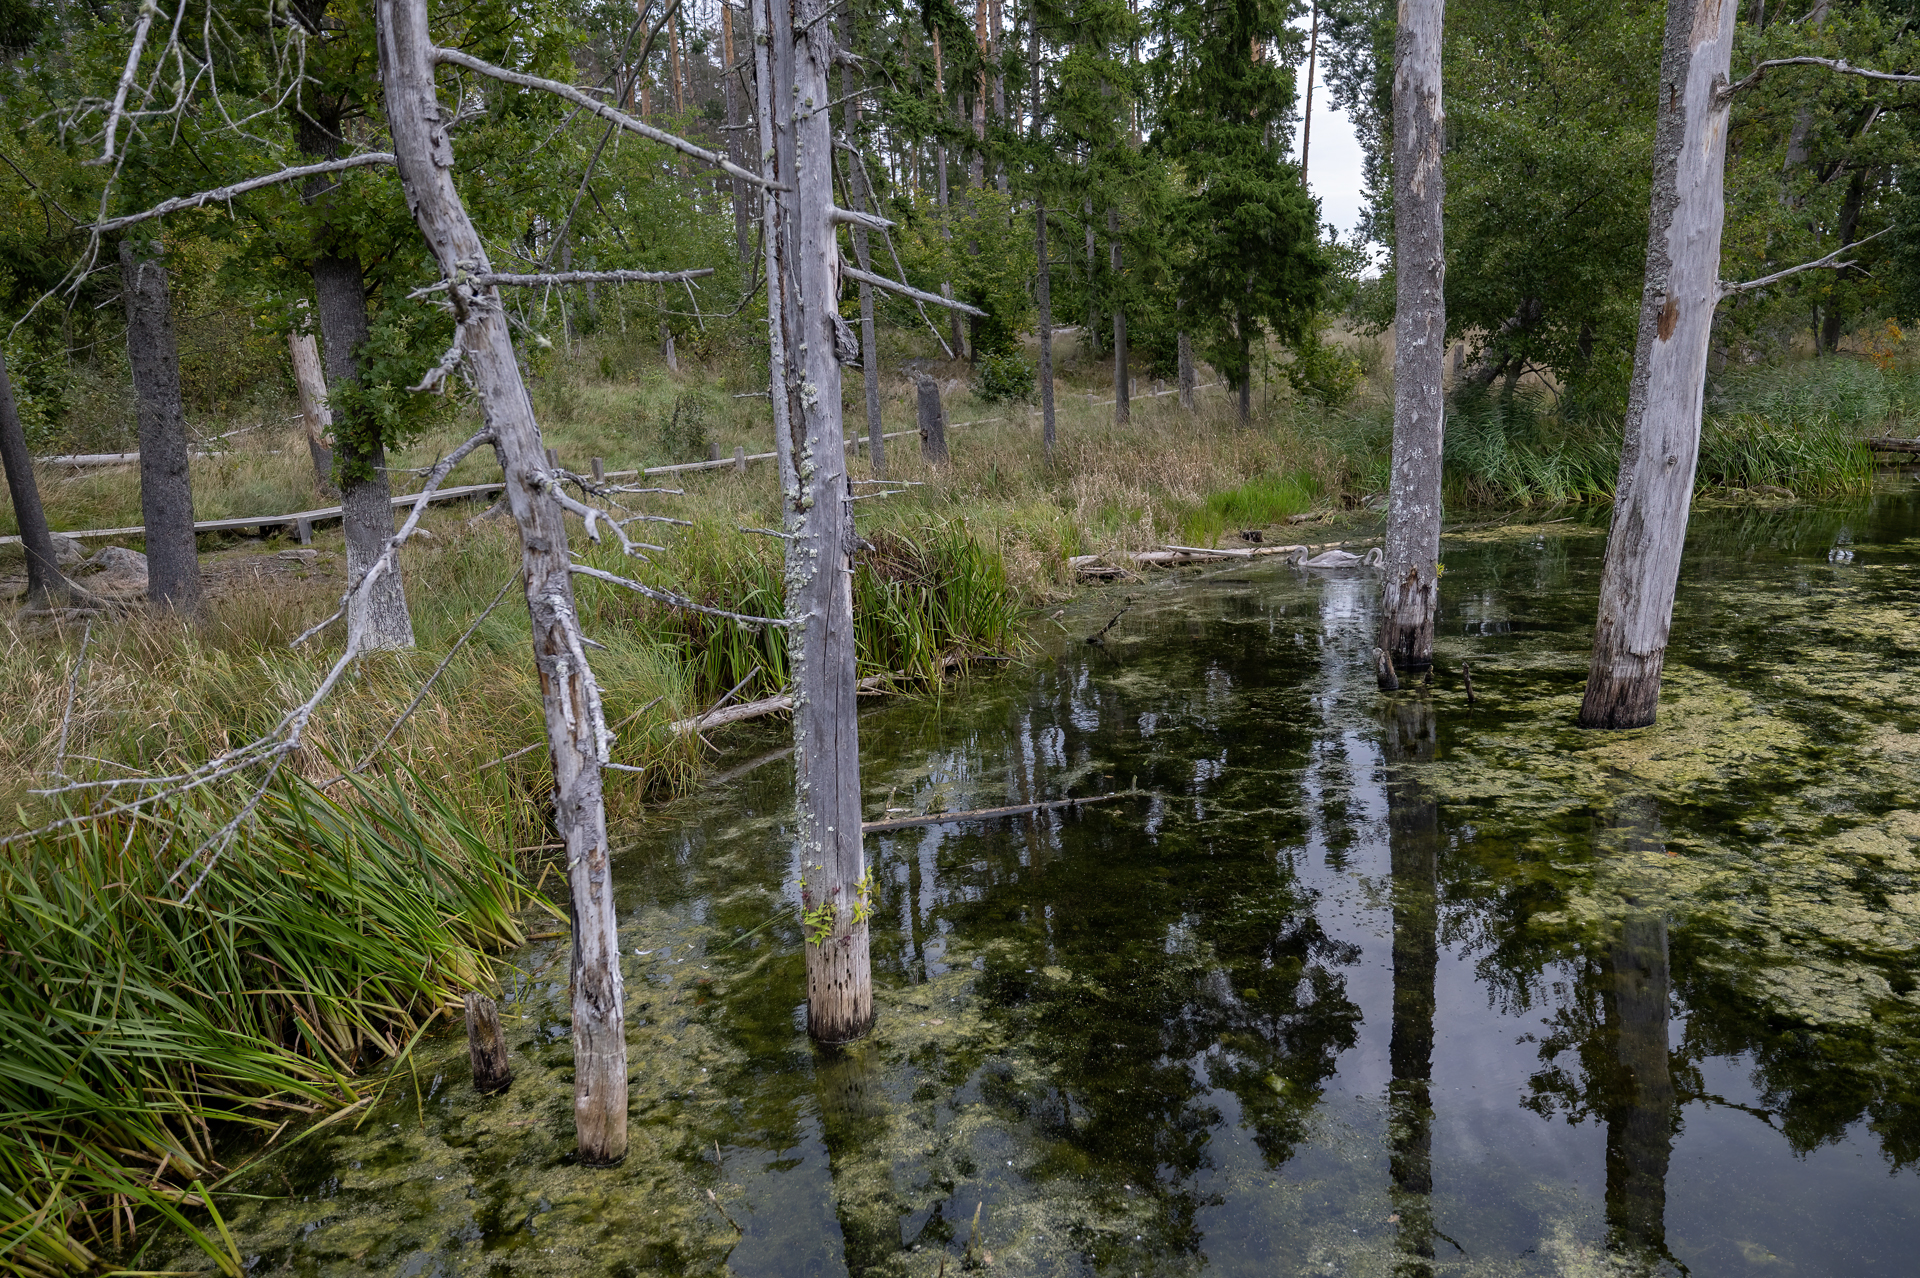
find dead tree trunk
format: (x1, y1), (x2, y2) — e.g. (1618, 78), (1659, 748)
(723, 7), (752, 265)
(932, 31), (967, 360)
(376, 0), (628, 1162)
(464, 991), (513, 1094)
(1579, 0), (1739, 729)
(1109, 207), (1128, 423)
(1377, 0), (1446, 684)
(1031, 11), (1055, 457)
(119, 237), (202, 615)
(287, 310), (335, 490)
(0, 347), (74, 607)
(1177, 325), (1195, 409)
(755, 0), (874, 1044)
(839, 7), (885, 477)
(313, 254), (415, 650)
(913, 373), (949, 463)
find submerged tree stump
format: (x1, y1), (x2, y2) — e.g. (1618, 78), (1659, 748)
(464, 991), (513, 1094)
(913, 373), (948, 464)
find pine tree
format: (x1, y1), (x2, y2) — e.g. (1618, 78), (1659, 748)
(1152, 0), (1326, 419)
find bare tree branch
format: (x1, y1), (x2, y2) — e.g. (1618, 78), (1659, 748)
(570, 563), (793, 626)
(1720, 227), (1889, 297)
(841, 265), (988, 316)
(477, 268), (716, 288)
(431, 46), (781, 190)
(90, 153), (398, 233)
(1728, 55), (1920, 98)
(94, 0), (160, 165)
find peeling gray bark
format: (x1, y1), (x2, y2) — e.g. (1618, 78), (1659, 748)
(723, 7), (752, 265)
(1377, 0), (1446, 682)
(313, 254), (414, 651)
(287, 319), (335, 490)
(0, 347), (73, 606)
(755, 0), (873, 1044)
(119, 237), (202, 615)
(1580, 0), (1739, 729)
(377, 0), (627, 1162)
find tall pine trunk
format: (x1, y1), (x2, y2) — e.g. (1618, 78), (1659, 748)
(755, 0), (874, 1044)
(119, 237), (201, 614)
(1109, 206), (1128, 423)
(1031, 10), (1055, 457)
(723, 7), (752, 265)
(1579, 0), (1739, 728)
(840, 6), (884, 476)
(0, 348), (73, 606)
(312, 255), (415, 650)
(1377, 0), (1446, 683)
(376, 0), (628, 1163)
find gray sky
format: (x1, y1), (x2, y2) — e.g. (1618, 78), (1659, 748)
(1293, 26), (1370, 245)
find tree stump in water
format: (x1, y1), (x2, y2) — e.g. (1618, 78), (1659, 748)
(913, 373), (948, 464)
(465, 991), (513, 1094)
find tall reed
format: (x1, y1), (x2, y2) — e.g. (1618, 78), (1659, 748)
(0, 778), (530, 1277)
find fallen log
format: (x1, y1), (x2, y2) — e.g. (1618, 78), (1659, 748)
(669, 674), (892, 736)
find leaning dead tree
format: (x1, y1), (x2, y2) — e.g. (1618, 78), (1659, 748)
(756, 0), (875, 1044)
(1578, 9), (1915, 727)
(1376, 0), (1446, 688)
(1579, 0), (1739, 728)
(375, 0), (634, 1162)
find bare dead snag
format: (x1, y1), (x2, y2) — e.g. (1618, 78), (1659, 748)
(913, 373), (949, 464)
(464, 991), (514, 1094)
(0, 347), (76, 608)
(377, 0), (627, 1162)
(1579, 0), (1739, 729)
(755, 0), (874, 1046)
(1377, 0), (1445, 683)
(287, 314), (336, 491)
(119, 237), (202, 616)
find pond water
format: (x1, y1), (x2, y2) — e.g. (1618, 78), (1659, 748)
(212, 487), (1920, 1277)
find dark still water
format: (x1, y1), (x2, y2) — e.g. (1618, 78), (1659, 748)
(217, 489), (1920, 1277)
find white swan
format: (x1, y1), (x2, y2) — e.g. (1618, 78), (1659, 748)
(1290, 546), (1384, 570)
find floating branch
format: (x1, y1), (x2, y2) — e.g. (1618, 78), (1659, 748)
(862, 791), (1144, 833)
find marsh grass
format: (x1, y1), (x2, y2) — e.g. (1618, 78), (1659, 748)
(0, 778), (532, 1277)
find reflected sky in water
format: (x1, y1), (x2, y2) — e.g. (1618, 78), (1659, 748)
(218, 490), (1920, 1277)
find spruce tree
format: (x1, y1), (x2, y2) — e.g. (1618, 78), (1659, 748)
(1152, 0), (1326, 419)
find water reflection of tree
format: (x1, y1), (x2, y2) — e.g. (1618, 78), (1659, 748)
(1521, 797), (1684, 1275)
(893, 612), (1365, 1266)
(1384, 696), (1439, 1275)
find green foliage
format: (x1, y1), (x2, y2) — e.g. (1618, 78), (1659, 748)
(1285, 326), (1365, 409)
(976, 349), (1036, 403)
(1150, 0), (1328, 404)
(0, 778), (532, 1276)
(1179, 471), (1321, 544)
(654, 391), (713, 462)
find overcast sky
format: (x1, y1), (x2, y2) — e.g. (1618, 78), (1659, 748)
(1292, 26), (1370, 246)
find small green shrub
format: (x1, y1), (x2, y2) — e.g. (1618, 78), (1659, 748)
(976, 351), (1035, 404)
